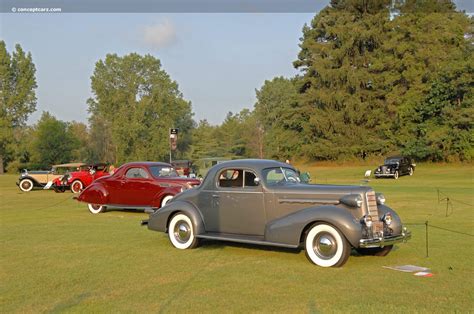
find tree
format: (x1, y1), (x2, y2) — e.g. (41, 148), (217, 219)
(0, 41), (37, 173)
(254, 77), (304, 159)
(88, 53), (194, 164)
(402, 59), (474, 161)
(29, 112), (79, 167)
(293, 0), (472, 160)
(187, 120), (221, 160)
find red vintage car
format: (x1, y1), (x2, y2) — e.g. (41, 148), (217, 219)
(76, 162), (201, 214)
(52, 163), (110, 193)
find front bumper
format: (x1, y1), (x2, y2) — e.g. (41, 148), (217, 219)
(374, 173), (395, 177)
(359, 227), (411, 248)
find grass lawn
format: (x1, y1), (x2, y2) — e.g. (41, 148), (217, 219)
(1, 163), (473, 312)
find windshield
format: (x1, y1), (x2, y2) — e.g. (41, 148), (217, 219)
(149, 165), (179, 178)
(262, 167), (300, 186)
(385, 158), (401, 165)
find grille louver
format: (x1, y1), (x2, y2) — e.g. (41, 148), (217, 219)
(366, 190), (383, 234)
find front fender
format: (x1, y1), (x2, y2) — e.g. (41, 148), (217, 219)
(265, 205), (362, 247)
(377, 204), (403, 235)
(150, 186), (182, 208)
(148, 200), (205, 235)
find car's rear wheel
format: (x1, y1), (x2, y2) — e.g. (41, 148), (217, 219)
(394, 171), (399, 179)
(70, 180), (83, 193)
(356, 245), (393, 256)
(88, 204), (106, 214)
(161, 195), (174, 208)
(408, 167), (414, 176)
(305, 223), (351, 267)
(168, 213), (199, 249)
(19, 179), (34, 192)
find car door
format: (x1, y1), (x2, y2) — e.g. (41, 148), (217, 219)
(201, 168), (266, 236)
(114, 166), (156, 206)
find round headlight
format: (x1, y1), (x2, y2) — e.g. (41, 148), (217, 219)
(363, 215), (373, 227)
(376, 193), (385, 205)
(383, 213), (392, 225)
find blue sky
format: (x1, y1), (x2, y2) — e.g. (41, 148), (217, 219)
(1, 0), (472, 125)
(1, 13), (317, 125)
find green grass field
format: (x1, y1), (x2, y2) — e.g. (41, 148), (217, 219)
(1, 164), (473, 313)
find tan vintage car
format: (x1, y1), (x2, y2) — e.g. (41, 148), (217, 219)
(17, 163), (85, 192)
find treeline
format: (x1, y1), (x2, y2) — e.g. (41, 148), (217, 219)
(1, 0), (472, 173)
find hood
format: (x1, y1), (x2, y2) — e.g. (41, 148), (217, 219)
(269, 183), (370, 197)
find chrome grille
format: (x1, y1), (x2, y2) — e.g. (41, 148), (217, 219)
(366, 190), (383, 234)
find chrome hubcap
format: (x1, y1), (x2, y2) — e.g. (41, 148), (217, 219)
(174, 221), (191, 243)
(313, 233), (337, 259)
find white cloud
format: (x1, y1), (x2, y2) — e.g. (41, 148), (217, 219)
(142, 20), (177, 50)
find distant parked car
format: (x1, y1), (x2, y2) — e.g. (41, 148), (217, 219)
(52, 163), (110, 193)
(76, 162), (201, 214)
(17, 163), (85, 192)
(374, 156), (416, 179)
(144, 159), (411, 268)
(171, 160), (193, 177)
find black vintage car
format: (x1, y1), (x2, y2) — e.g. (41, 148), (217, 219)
(144, 159), (411, 268)
(374, 156), (416, 179)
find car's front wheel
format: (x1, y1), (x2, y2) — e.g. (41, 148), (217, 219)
(70, 180), (83, 193)
(394, 171), (399, 179)
(19, 179), (34, 192)
(88, 204), (106, 214)
(168, 213), (199, 249)
(305, 223), (351, 267)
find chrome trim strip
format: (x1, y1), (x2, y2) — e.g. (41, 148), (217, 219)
(278, 198), (339, 205)
(201, 190), (264, 194)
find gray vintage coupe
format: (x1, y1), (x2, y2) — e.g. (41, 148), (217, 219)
(144, 159), (411, 267)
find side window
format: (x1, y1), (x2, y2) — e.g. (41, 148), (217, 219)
(125, 167), (149, 179)
(244, 171), (258, 187)
(218, 169), (243, 188)
(264, 168), (285, 185)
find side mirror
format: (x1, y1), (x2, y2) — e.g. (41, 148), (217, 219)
(254, 177), (260, 186)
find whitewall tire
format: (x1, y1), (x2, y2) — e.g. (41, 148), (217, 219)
(168, 213), (199, 249)
(305, 223), (350, 267)
(19, 179), (34, 192)
(161, 195), (174, 207)
(71, 180), (83, 193)
(88, 204), (106, 214)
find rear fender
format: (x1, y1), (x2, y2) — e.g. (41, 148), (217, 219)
(147, 200), (205, 235)
(265, 205), (362, 247)
(77, 183), (109, 205)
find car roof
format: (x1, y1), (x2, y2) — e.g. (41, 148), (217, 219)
(121, 161), (172, 167)
(53, 162), (86, 168)
(211, 159), (294, 172)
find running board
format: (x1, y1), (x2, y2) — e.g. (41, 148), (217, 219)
(196, 233), (298, 248)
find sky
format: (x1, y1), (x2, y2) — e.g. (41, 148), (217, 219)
(1, 1), (472, 126)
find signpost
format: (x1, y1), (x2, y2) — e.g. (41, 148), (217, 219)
(169, 128), (179, 163)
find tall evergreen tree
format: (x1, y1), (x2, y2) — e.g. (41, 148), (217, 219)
(294, 0), (472, 160)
